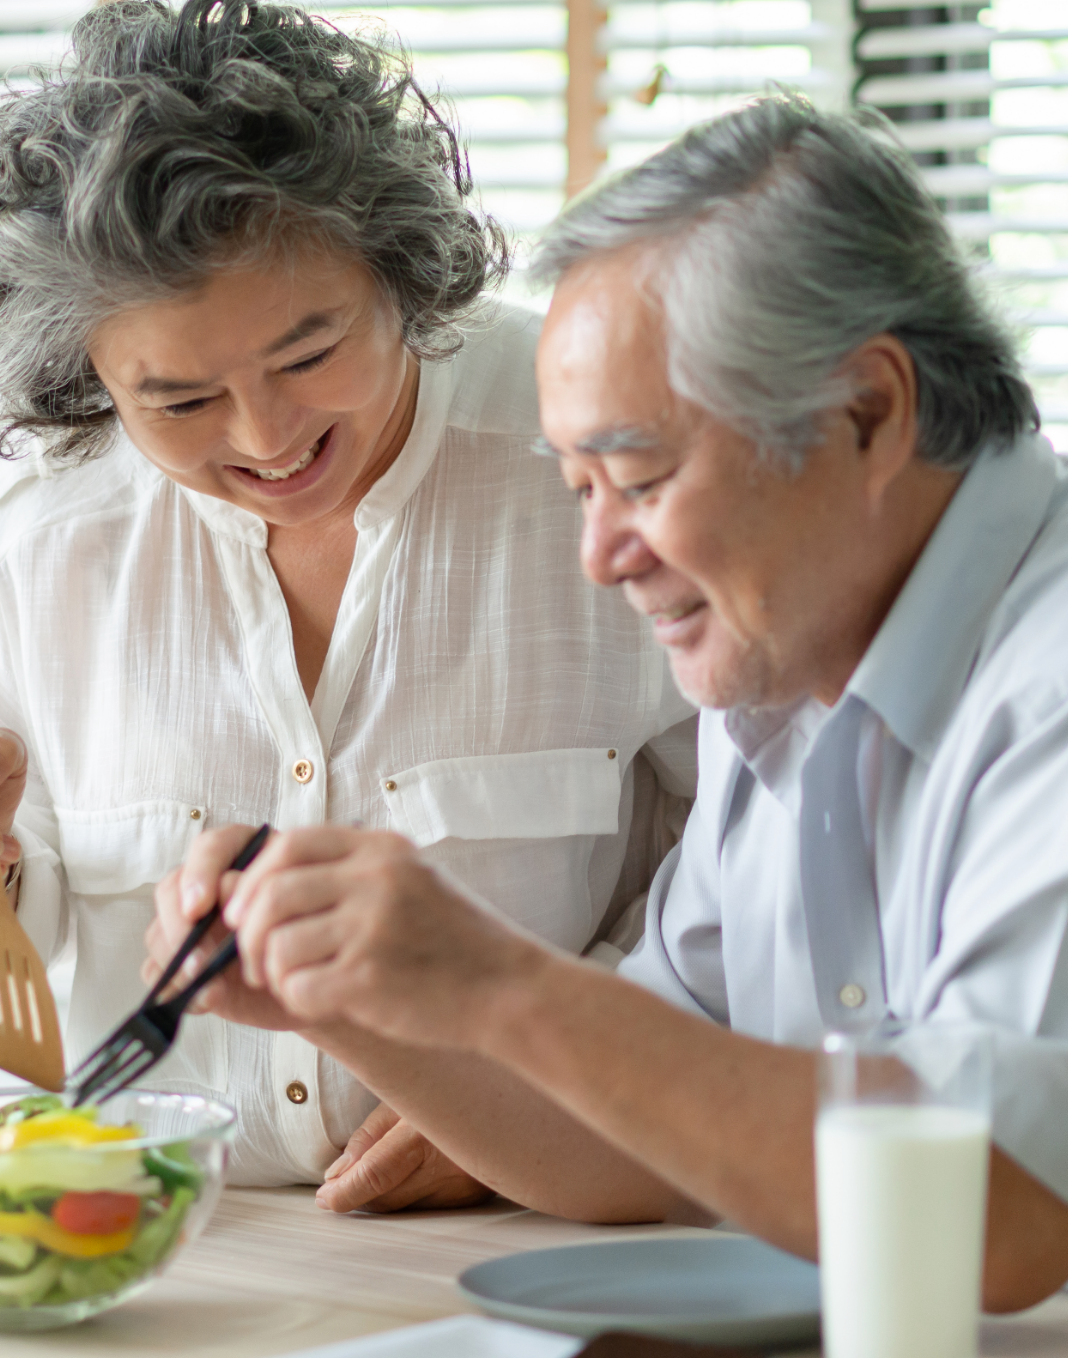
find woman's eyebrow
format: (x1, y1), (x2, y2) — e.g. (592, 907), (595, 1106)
(135, 373), (210, 397)
(133, 310), (346, 396)
(259, 310), (343, 357)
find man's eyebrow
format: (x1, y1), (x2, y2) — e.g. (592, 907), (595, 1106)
(531, 426), (660, 459)
(133, 311), (345, 397)
(578, 426), (660, 456)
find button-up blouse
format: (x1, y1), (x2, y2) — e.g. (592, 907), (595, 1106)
(0, 304), (696, 1184)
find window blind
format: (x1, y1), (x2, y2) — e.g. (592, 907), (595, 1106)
(0, 1), (864, 239)
(3, 2), (1062, 444)
(599, 0), (854, 177)
(854, 0), (1068, 447)
(323, 1), (569, 237)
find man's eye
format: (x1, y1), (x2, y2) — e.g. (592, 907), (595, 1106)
(162, 398), (210, 418)
(285, 345), (337, 374)
(621, 478), (664, 502)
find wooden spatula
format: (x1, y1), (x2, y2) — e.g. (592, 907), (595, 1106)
(0, 879), (65, 1091)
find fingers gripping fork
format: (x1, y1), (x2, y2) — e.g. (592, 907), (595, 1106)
(68, 825), (270, 1106)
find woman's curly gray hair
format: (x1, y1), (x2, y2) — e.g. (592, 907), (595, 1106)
(0, 0), (509, 461)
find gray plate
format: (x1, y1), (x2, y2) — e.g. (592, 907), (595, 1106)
(457, 1236), (821, 1345)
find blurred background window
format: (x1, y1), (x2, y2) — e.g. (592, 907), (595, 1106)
(1, 0), (1065, 447)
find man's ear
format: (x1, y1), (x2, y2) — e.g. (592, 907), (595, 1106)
(840, 334), (919, 503)
(848, 387), (893, 452)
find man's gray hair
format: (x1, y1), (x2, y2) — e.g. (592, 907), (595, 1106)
(531, 92), (1037, 469)
(0, 0), (508, 462)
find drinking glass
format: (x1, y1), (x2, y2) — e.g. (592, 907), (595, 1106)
(816, 1021), (993, 1358)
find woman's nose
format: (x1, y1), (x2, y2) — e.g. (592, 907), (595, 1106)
(227, 392), (303, 463)
(580, 493), (658, 587)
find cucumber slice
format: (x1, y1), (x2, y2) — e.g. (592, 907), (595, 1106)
(0, 1235), (35, 1271)
(0, 1255), (61, 1307)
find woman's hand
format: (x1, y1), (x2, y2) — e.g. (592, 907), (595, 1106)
(143, 824), (296, 1030)
(316, 1102), (494, 1214)
(224, 825), (553, 1052)
(0, 730), (27, 883)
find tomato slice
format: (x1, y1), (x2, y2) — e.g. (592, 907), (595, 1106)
(51, 1191), (141, 1236)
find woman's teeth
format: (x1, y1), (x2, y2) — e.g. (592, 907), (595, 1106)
(251, 439), (321, 481)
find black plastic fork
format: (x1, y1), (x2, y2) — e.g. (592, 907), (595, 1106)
(68, 824), (271, 1106)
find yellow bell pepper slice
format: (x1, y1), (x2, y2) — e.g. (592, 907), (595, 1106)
(0, 1209), (136, 1258)
(0, 1113), (139, 1153)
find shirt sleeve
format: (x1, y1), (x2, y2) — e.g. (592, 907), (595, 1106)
(914, 689), (1068, 1201)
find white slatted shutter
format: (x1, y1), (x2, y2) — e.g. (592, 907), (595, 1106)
(324, 2), (569, 238)
(855, 0), (1068, 449)
(600, 0), (854, 176)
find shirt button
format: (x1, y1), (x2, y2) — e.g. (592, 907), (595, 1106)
(189, 808), (202, 820)
(292, 759), (314, 784)
(607, 749), (617, 760)
(285, 1081), (309, 1105)
(384, 779), (397, 792)
(839, 983), (866, 1009)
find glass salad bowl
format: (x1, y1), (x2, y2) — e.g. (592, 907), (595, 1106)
(0, 1086), (235, 1330)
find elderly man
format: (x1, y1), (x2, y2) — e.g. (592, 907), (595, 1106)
(149, 93), (1068, 1308)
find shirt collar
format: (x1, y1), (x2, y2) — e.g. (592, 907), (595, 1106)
(723, 431), (1057, 796)
(848, 431), (1057, 760)
(174, 356), (456, 544)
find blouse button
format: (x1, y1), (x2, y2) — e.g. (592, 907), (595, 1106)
(838, 983), (866, 1009)
(285, 1081), (309, 1105)
(292, 759), (314, 784)
(384, 780), (397, 792)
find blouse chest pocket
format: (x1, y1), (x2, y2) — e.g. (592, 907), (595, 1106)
(382, 748), (623, 848)
(54, 799), (206, 897)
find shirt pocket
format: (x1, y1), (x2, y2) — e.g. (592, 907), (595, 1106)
(54, 799), (206, 896)
(383, 748), (623, 848)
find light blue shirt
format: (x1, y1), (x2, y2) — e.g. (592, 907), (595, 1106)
(620, 432), (1068, 1200)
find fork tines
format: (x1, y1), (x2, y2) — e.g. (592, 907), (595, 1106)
(68, 1008), (175, 1107)
(67, 824), (272, 1106)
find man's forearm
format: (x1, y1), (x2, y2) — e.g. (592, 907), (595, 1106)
(476, 954), (1068, 1310)
(479, 954), (820, 1256)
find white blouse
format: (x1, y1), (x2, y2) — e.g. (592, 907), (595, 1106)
(0, 303), (696, 1184)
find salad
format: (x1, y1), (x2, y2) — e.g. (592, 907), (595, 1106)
(0, 1094), (202, 1308)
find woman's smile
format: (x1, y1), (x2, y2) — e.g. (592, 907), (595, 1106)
(225, 424), (336, 498)
(88, 254), (419, 532)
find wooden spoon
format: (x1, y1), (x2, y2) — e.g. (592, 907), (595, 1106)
(0, 878), (65, 1091)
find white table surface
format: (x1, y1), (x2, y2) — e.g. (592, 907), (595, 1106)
(0, 1186), (1064, 1357)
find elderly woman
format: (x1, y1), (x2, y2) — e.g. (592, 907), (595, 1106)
(0, 0), (694, 1198)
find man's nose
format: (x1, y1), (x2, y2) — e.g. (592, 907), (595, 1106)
(580, 492), (659, 587)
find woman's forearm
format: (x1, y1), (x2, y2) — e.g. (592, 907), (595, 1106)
(302, 1017), (709, 1225)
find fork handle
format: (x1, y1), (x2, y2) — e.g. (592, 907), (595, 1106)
(146, 823), (271, 1002)
(145, 904), (219, 1003)
(168, 934), (239, 1016)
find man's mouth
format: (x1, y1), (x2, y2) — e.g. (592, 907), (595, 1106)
(651, 602), (704, 624)
(245, 435), (326, 481)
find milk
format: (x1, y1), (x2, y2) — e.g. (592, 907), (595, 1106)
(816, 1103), (990, 1358)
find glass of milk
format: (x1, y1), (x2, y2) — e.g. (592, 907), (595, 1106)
(816, 1021), (993, 1358)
